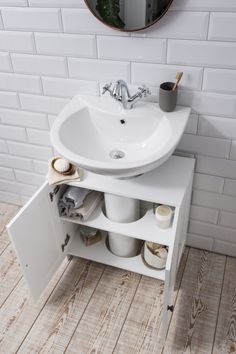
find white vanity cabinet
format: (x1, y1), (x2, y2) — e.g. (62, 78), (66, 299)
(7, 155), (194, 344)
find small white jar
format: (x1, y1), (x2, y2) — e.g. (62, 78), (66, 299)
(155, 205), (173, 229)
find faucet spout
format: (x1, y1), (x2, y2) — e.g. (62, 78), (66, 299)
(113, 80), (130, 102)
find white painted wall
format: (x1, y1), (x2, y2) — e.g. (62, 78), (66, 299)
(0, 0), (236, 256)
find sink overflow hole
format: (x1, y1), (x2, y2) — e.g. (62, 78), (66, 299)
(110, 150), (125, 160)
(120, 119), (126, 125)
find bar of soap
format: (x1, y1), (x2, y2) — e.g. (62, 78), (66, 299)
(54, 158), (70, 173)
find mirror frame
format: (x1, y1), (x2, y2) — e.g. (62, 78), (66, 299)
(84, 0), (174, 32)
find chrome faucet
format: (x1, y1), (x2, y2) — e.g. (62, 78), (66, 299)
(102, 80), (151, 110)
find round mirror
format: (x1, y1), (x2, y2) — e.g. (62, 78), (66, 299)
(85, 0), (173, 32)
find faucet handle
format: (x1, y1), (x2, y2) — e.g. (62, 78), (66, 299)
(138, 85), (151, 97)
(102, 83), (112, 95)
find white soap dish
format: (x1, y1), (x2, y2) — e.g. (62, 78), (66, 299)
(51, 157), (75, 176)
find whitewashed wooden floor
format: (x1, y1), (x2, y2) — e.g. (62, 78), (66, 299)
(0, 202), (235, 354)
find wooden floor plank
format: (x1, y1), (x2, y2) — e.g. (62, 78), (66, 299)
(0, 259), (69, 354)
(17, 258), (105, 354)
(0, 244), (22, 307)
(114, 274), (164, 354)
(65, 266), (141, 354)
(163, 248), (226, 354)
(0, 203), (19, 255)
(0, 203), (19, 234)
(0, 204), (21, 305)
(213, 256), (236, 354)
(0, 230), (11, 255)
(113, 247), (189, 354)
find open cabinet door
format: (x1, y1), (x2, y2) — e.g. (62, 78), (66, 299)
(7, 182), (67, 300)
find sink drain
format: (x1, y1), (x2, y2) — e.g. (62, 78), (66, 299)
(109, 149), (125, 159)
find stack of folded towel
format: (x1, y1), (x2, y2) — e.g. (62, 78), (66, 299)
(58, 186), (103, 221)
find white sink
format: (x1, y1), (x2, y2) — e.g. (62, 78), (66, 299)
(51, 95), (190, 178)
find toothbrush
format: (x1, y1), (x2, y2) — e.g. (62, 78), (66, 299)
(172, 72), (183, 91)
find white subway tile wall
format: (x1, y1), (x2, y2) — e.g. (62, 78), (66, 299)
(0, 140), (8, 153)
(1, 8), (62, 32)
(0, 91), (19, 109)
(11, 54), (68, 77)
(0, 31), (35, 52)
(0, 1), (28, 7)
(35, 33), (97, 57)
(0, 109), (49, 129)
(0, 14), (3, 29)
(0, 1), (236, 255)
(0, 72), (42, 93)
(0, 53), (12, 72)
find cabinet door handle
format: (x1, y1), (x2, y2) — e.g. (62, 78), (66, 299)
(49, 185), (60, 202)
(167, 305), (174, 312)
(61, 234), (70, 252)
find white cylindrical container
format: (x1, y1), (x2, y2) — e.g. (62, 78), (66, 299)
(108, 233), (140, 258)
(104, 193), (140, 257)
(155, 205), (173, 229)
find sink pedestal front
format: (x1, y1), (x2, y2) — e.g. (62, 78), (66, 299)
(104, 193), (140, 257)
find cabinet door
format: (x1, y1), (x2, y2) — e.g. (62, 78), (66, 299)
(7, 182), (67, 300)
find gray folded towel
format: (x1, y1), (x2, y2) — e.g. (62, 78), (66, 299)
(62, 186), (91, 209)
(59, 188), (103, 221)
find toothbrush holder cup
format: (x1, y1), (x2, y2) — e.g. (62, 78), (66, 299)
(159, 82), (178, 112)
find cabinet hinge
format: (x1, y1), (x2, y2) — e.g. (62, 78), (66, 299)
(61, 234), (70, 252)
(49, 185), (60, 202)
(167, 305), (174, 312)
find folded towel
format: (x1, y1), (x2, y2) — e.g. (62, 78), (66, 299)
(62, 186), (91, 209)
(47, 158), (80, 185)
(58, 189), (103, 221)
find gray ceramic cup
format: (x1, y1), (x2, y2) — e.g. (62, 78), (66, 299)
(159, 82), (177, 112)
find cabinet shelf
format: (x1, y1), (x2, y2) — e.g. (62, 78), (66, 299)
(68, 231), (166, 281)
(60, 202), (176, 247)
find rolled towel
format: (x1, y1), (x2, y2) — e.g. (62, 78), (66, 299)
(69, 191), (103, 220)
(62, 186), (91, 209)
(59, 189), (103, 221)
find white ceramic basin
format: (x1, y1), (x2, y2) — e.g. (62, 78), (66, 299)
(51, 95), (190, 178)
